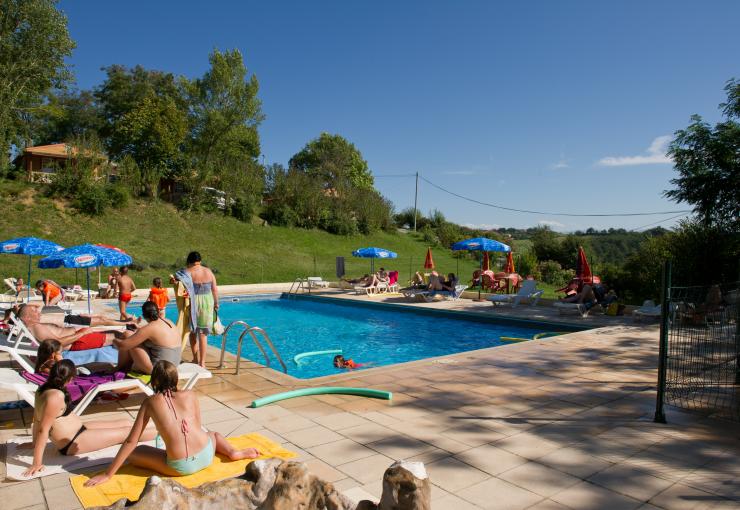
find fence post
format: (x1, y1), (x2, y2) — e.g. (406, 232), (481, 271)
(654, 259), (671, 424)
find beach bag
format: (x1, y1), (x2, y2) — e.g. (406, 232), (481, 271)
(212, 312), (225, 335)
(606, 302), (619, 316)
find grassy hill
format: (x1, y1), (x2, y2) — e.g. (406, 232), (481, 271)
(1, 181), (506, 289)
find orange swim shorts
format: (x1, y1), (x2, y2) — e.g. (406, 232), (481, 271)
(70, 332), (107, 351)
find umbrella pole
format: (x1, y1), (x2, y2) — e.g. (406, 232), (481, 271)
(87, 268), (91, 314)
(478, 252), (483, 300)
(27, 255), (32, 303)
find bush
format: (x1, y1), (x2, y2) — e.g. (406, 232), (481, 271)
(515, 251), (540, 279)
(538, 260), (573, 286)
(105, 184), (130, 209)
(262, 203), (298, 227)
(228, 196), (255, 222)
(75, 183), (110, 216)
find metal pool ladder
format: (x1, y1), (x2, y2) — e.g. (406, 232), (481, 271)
(287, 277), (310, 295)
(218, 320), (288, 374)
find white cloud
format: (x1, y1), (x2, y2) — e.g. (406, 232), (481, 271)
(552, 160), (569, 169)
(538, 219), (565, 228)
(463, 223), (501, 230)
(597, 135), (673, 167)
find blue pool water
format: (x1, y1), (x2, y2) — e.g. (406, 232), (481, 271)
(162, 294), (569, 379)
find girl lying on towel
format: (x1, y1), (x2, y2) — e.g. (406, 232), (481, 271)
(84, 360), (260, 486)
(21, 360), (157, 477)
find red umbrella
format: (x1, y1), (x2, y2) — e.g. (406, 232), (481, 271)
(576, 246), (592, 281)
(424, 247), (435, 269)
(482, 252), (490, 272)
(504, 252), (515, 274)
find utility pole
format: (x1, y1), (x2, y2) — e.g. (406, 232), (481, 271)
(413, 171), (419, 231)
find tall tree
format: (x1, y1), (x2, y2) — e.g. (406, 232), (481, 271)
(0, 0), (75, 170)
(29, 89), (103, 144)
(184, 49), (263, 175)
(289, 133), (374, 191)
(95, 65), (188, 193)
(666, 79), (740, 232)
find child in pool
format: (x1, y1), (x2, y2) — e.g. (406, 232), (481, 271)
(333, 354), (371, 369)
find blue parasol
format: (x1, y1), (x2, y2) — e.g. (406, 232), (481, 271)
(0, 237), (65, 302)
(352, 247), (398, 273)
(452, 237), (510, 300)
(39, 244), (133, 313)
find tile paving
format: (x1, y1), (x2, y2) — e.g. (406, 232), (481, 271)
(1, 289), (738, 509)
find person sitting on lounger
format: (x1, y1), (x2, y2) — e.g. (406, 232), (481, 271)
(427, 271), (444, 291)
(441, 273), (458, 292)
(35, 279), (64, 305)
(344, 274), (371, 285)
(16, 302), (135, 329)
(18, 304), (117, 351)
(21, 360), (157, 477)
(84, 360), (260, 485)
(114, 301), (182, 375)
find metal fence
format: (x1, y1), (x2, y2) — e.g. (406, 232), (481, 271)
(655, 261), (740, 422)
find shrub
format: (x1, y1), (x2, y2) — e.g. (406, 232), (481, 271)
(75, 183), (110, 216)
(105, 184), (130, 208)
(228, 196), (255, 222)
(538, 260), (573, 286)
(515, 251), (540, 280)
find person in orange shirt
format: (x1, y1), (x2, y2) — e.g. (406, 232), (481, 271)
(35, 279), (64, 306)
(147, 277), (170, 318)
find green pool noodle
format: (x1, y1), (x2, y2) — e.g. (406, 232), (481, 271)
(500, 336), (529, 342)
(250, 387), (393, 408)
(293, 349), (343, 365)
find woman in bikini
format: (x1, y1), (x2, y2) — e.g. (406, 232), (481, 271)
(85, 360), (260, 486)
(22, 360), (157, 477)
(115, 301), (182, 375)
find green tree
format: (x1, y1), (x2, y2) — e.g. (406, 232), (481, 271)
(30, 89), (103, 144)
(184, 49), (263, 171)
(666, 79), (740, 232)
(289, 133), (374, 190)
(95, 65), (188, 195)
(0, 0), (75, 171)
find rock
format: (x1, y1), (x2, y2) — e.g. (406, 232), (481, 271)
(356, 461), (431, 510)
(91, 459), (429, 510)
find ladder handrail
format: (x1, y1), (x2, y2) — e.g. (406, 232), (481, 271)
(218, 319), (288, 374)
(287, 277), (310, 295)
(218, 320), (250, 368)
(248, 326), (287, 374)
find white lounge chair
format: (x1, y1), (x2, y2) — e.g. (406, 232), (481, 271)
(0, 367), (154, 416)
(632, 300), (661, 322)
(487, 280), (544, 308)
(419, 285), (468, 302)
(306, 277), (330, 289)
(553, 302), (591, 317)
(2, 313), (213, 391)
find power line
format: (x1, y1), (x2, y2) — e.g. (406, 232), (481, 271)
(418, 175), (692, 218)
(630, 212), (690, 232)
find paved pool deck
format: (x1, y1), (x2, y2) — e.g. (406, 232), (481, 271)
(1, 288), (738, 509)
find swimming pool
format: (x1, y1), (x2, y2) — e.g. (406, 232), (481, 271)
(163, 294), (582, 379)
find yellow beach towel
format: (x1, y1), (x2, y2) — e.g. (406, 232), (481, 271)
(70, 433), (295, 508)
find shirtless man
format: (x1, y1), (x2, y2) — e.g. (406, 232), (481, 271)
(116, 266), (136, 320)
(18, 304), (117, 351)
(16, 302), (133, 329)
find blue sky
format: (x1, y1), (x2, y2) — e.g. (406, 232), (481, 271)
(59, 1), (739, 231)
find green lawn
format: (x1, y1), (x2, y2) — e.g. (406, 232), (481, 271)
(1, 182), (528, 289)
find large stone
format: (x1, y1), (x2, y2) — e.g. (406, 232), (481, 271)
(91, 458), (430, 510)
(357, 461), (431, 510)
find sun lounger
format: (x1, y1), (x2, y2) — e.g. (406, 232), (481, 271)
(632, 300), (662, 322)
(553, 302), (591, 317)
(306, 277), (330, 289)
(418, 284), (468, 302)
(0, 366), (153, 415)
(487, 280), (543, 308)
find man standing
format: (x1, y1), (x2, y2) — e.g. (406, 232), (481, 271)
(116, 266), (136, 320)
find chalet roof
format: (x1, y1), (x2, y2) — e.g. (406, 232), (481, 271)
(23, 143), (76, 158)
